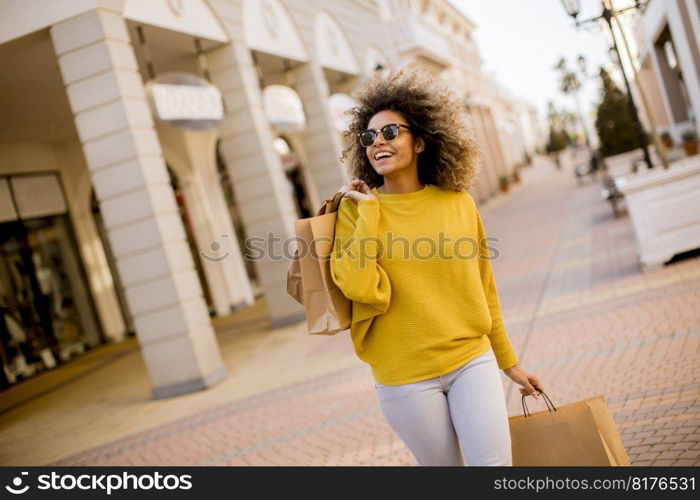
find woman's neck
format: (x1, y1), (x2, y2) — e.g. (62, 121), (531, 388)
(378, 180), (425, 194)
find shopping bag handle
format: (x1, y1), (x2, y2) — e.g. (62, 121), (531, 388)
(318, 187), (370, 217)
(521, 390), (557, 418)
(325, 190), (351, 215)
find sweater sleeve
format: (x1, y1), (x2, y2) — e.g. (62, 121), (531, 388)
(475, 206), (520, 370)
(330, 197), (391, 319)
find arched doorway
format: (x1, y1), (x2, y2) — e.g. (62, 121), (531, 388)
(166, 166), (216, 315)
(274, 135), (312, 219)
(215, 140), (262, 295)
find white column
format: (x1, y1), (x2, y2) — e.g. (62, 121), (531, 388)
(672, 0), (700, 137)
(292, 63), (346, 203)
(648, 48), (679, 140)
(471, 106), (499, 198)
(482, 107), (510, 178)
(50, 8), (227, 399)
(156, 125), (255, 316)
(54, 142), (127, 343)
(685, 0), (700, 66)
(207, 42), (306, 328)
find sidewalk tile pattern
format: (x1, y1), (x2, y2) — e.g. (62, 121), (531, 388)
(49, 157), (700, 466)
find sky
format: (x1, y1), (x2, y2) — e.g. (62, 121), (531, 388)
(450, 0), (635, 133)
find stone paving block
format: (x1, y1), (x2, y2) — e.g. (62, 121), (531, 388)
(652, 459), (676, 465)
(627, 445), (651, 454)
(636, 452), (661, 461)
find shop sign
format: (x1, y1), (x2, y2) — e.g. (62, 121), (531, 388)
(0, 174), (67, 221)
(262, 85), (306, 133)
(145, 72), (223, 130)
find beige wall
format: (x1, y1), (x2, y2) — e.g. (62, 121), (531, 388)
(636, 0), (700, 140)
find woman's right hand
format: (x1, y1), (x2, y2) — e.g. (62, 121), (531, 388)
(340, 178), (378, 203)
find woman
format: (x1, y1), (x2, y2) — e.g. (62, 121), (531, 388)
(330, 66), (544, 466)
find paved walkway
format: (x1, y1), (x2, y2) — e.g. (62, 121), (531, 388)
(1, 154), (698, 466)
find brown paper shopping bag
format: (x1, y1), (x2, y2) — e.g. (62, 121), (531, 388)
(509, 392), (631, 466)
(286, 190), (351, 336)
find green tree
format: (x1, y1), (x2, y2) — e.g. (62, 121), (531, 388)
(595, 68), (640, 157)
(546, 126), (569, 153)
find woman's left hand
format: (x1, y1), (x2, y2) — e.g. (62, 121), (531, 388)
(503, 364), (544, 399)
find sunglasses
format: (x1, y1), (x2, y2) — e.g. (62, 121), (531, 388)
(357, 123), (411, 147)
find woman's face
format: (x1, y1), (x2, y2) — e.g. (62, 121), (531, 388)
(364, 109), (424, 176)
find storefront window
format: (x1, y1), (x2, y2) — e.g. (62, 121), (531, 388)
(0, 211), (104, 389)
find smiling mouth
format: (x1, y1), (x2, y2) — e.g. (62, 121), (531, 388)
(374, 152), (394, 161)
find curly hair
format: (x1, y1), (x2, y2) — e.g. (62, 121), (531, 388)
(339, 63), (481, 192)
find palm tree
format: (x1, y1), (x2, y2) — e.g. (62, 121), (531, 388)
(554, 56), (590, 146)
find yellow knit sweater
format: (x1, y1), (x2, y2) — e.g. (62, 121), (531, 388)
(330, 183), (519, 385)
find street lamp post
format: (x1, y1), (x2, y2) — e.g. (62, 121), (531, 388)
(560, 0), (655, 170)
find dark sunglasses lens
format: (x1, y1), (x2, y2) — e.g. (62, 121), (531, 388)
(382, 124), (399, 140)
(359, 130), (375, 147)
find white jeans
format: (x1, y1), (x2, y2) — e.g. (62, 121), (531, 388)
(374, 348), (512, 466)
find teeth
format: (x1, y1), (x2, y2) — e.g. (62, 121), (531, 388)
(375, 152), (393, 160)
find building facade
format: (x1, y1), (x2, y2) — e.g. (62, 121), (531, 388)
(632, 0), (700, 144)
(377, 0), (538, 201)
(0, 0), (536, 397)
